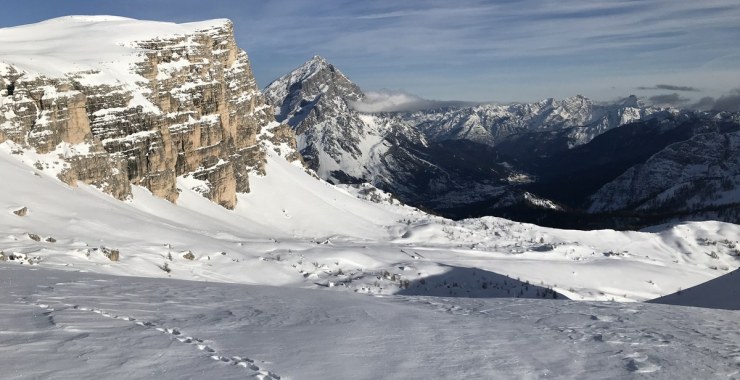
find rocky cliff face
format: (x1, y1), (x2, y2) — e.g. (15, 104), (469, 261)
(0, 16), (280, 209)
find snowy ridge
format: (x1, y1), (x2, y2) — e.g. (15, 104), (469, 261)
(651, 268), (740, 310)
(406, 95), (664, 147)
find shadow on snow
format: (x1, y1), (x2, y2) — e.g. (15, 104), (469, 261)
(397, 265), (568, 299)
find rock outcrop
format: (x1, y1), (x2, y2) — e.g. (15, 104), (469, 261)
(0, 16), (280, 209)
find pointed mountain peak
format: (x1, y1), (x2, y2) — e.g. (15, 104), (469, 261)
(309, 55), (328, 64)
(295, 54), (332, 76)
(263, 54), (363, 123)
(265, 55), (336, 93)
(264, 54), (360, 100)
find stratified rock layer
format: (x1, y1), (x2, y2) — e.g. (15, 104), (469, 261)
(0, 17), (276, 209)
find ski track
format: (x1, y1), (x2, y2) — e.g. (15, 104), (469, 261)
(27, 297), (283, 380)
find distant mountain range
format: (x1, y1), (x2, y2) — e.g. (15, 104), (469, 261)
(264, 56), (740, 229)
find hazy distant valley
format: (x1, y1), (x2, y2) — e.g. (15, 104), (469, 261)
(264, 56), (740, 229)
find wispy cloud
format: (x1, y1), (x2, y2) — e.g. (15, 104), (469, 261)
(638, 84), (701, 92)
(232, 0), (740, 101)
(647, 93), (690, 106)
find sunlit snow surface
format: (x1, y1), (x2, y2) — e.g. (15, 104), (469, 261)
(2, 142), (740, 378)
(2, 16), (739, 379)
(2, 143), (739, 301)
(3, 265), (739, 379)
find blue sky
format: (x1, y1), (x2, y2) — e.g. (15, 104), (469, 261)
(1, 0), (739, 104)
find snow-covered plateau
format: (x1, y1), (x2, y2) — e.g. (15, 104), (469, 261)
(1, 16), (739, 380)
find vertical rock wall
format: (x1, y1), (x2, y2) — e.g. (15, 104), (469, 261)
(0, 20), (278, 209)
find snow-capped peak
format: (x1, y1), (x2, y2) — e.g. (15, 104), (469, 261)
(291, 55), (330, 79)
(308, 54), (328, 65)
(264, 55), (333, 98)
(263, 55), (363, 122)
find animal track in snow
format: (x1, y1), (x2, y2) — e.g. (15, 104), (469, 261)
(32, 301), (283, 380)
(623, 351), (661, 373)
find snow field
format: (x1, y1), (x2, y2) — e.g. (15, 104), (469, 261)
(1, 143), (738, 302)
(2, 265), (739, 379)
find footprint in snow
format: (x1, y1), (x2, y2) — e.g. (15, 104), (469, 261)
(211, 355), (231, 363)
(198, 344), (215, 353)
(624, 352), (660, 373)
(46, 302), (284, 379)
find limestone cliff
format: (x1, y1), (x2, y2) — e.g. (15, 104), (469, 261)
(0, 16), (287, 209)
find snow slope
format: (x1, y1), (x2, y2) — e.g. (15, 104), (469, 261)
(0, 15), (228, 81)
(651, 268), (740, 310)
(3, 264), (740, 379)
(0, 16), (238, 116)
(2, 140), (739, 302)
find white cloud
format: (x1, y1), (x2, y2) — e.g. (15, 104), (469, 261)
(349, 90), (477, 113)
(349, 90), (430, 113)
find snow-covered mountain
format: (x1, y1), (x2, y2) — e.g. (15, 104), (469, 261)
(2, 17), (740, 379)
(264, 57), (663, 161)
(590, 117), (740, 216)
(407, 94), (661, 147)
(0, 15), (287, 210)
(264, 58), (740, 228)
(264, 56), (427, 184)
(264, 55), (370, 181)
(263, 56), (513, 207)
